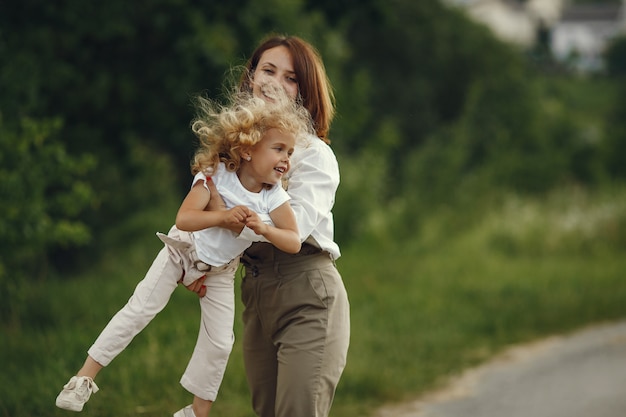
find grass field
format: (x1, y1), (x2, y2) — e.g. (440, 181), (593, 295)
(2, 185), (626, 417)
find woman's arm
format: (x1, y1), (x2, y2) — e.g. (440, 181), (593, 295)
(176, 181), (250, 232)
(284, 141), (339, 239)
(245, 202), (301, 253)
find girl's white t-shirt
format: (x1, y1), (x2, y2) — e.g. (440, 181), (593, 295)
(237, 134), (341, 259)
(192, 163), (290, 266)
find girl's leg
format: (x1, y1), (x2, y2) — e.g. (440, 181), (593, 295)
(87, 245), (182, 366)
(55, 355), (105, 411)
(173, 398), (211, 417)
(192, 396), (212, 417)
(179, 262), (238, 416)
(75, 355), (104, 379)
(57, 241), (184, 412)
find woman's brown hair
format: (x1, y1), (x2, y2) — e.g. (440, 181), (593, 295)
(241, 35), (335, 143)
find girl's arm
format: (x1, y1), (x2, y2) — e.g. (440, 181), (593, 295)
(245, 202), (301, 253)
(176, 180), (250, 232)
(204, 176), (246, 234)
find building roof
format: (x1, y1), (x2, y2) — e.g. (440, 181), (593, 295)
(560, 4), (623, 23)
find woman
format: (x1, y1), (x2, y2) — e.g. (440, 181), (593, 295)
(202, 34), (350, 417)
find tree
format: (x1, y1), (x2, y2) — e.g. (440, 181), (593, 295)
(0, 0), (336, 271)
(603, 35), (626, 179)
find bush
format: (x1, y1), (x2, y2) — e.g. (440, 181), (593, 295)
(0, 116), (96, 325)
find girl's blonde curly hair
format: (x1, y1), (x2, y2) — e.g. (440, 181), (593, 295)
(190, 88), (313, 177)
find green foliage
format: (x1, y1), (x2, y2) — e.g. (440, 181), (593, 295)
(0, 116), (96, 324)
(483, 186), (626, 257)
(334, 149), (396, 246)
(324, 0), (545, 242)
(603, 35), (626, 179)
(318, 0), (622, 244)
(329, 0), (509, 153)
(0, 0), (337, 277)
(605, 35), (626, 77)
(2, 0), (626, 306)
(602, 96), (626, 179)
(410, 71), (582, 197)
(0, 1), (618, 241)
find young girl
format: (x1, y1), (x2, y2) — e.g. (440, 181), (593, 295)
(55, 89), (313, 417)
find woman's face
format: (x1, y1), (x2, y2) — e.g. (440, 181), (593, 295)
(251, 46), (299, 103)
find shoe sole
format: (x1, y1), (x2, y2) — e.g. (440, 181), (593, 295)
(55, 398), (84, 412)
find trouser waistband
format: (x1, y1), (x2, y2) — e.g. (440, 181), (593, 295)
(241, 243), (331, 277)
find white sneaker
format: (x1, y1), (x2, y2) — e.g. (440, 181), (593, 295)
(173, 404), (196, 417)
(55, 375), (99, 412)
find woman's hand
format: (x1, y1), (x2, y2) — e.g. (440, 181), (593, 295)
(205, 177), (226, 211)
(182, 275), (207, 298)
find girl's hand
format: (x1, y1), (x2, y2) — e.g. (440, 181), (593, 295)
(245, 211), (268, 235)
(221, 205), (252, 227)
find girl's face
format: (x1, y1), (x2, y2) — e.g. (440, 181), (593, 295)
(252, 46), (299, 103)
(240, 128), (295, 192)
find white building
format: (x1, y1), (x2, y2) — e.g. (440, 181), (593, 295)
(551, 3), (626, 71)
(444, 0), (566, 47)
(445, 0), (626, 72)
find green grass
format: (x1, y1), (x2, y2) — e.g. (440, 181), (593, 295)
(2, 186), (626, 417)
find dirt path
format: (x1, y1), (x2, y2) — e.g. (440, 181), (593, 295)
(373, 320), (626, 417)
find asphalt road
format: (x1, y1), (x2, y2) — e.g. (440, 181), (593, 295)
(374, 320), (626, 417)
